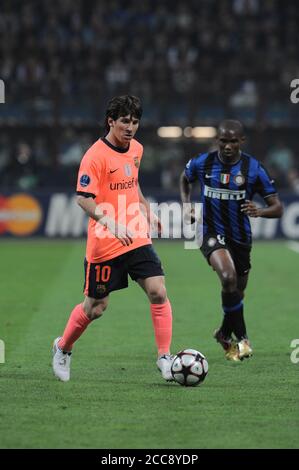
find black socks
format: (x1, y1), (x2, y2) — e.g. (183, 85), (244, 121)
(221, 291), (247, 341)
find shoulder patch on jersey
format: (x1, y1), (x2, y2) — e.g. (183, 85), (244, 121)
(80, 174), (91, 187)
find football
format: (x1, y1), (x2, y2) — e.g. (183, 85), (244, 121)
(171, 349), (208, 387)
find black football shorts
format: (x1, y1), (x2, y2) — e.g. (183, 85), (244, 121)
(84, 244), (164, 299)
(200, 233), (252, 277)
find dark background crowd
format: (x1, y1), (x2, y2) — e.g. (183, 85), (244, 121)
(0, 0), (298, 194)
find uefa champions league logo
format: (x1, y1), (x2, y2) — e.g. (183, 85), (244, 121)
(0, 339), (5, 364)
(0, 79), (5, 103)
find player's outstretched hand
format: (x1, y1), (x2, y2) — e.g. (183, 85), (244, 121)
(241, 200), (261, 217)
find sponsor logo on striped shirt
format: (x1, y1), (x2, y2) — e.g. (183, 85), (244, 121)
(204, 185), (246, 201)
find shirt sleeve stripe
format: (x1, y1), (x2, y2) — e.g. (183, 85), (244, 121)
(76, 191), (96, 199)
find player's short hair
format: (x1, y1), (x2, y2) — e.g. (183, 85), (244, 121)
(104, 95), (143, 133)
(218, 119), (245, 137)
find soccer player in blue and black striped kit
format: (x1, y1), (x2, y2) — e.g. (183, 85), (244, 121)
(180, 120), (283, 361)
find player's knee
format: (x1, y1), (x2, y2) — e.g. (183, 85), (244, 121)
(92, 303), (107, 319)
(221, 271), (237, 290)
(148, 285), (167, 304)
(84, 298), (109, 320)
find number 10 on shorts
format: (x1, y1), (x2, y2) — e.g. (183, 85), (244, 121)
(95, 265), (111, 283)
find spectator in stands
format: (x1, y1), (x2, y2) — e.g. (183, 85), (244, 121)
(0, 0), (298, 192)
(1, 141), (39, 190)
(265, 141), (295, 189)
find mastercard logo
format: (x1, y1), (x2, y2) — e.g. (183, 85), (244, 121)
(0, 194), (42, 236)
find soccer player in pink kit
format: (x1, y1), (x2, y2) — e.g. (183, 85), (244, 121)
(52, 95), (174, 382)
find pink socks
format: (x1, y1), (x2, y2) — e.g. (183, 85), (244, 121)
(58, 303), (91, 352)
(150, 299), (173, 356)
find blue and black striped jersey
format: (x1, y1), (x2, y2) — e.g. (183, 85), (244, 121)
(184, 150), (277, 244)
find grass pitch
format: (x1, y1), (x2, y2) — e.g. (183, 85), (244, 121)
(0, 240), (298, 449)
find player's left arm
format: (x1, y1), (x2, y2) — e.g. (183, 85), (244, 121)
(138, 184), (162, 234)
(242, 162), (284, 218)
(241, 194), (283, 218)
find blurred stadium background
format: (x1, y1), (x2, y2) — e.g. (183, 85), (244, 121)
(0, 0), (299, 241)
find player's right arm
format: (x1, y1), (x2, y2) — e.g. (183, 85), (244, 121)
(77, 194), (133, 246)
(76, 195), (101, 221)
(180, 171), (192, 204)
(180, 158), (198, 224)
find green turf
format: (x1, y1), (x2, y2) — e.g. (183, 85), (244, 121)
(0, 240), (298, 449)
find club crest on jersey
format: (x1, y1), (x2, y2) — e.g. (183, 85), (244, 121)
(80, 174), (91, 187)
(234, 173), (245, 186)
(96, 284), (106, 294)
(220, 173), (230, 184)
(133, 157), (139, 168)
(124, 164), (132, 177)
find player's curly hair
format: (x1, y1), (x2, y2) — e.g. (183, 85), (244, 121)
(104, 95), (143, 134)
